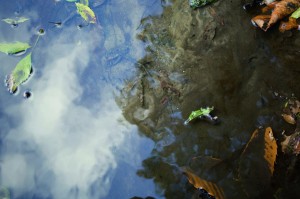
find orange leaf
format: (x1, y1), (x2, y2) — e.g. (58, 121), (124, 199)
(263, 127), (277, 174)
(182, 167), (226, 199)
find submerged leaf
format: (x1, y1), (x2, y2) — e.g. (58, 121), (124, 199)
(6, 53), (32, 93)
(75, 2), (96, 23)
(66, 0), (78, 2)
(2, 17), (29, 25)
(80, 0), (89, 5)
(263, 127), (277, 174)
(291, 7), (300, 19)
(182, 167), (226, 199)
(189, 0), (217, 9)
(0, 42), (31, 55)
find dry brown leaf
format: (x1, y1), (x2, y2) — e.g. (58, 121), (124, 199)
(182, 167), (226, 199)
(263, 127), (277, 174)
(282, 113), (296, 125)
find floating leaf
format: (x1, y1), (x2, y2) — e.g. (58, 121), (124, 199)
(75, 3), (96, 23)
(6, 53), (32, 93)
(0, 187), (10, 199)
(80, 0), (89, 5)
(184, 106), (217, 125)
(0, 42), (31, 55)
(2, 17), (29, 25)
(291, 7), (300, 19)
(263, 127), (277, 174)
(66, 0), (78, 2)
(182, 167), (226, 199)
(238, 128), (277, 197)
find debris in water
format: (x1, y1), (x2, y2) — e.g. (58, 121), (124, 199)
(23, 90), (32, 99)
(189, 0), (217, 9)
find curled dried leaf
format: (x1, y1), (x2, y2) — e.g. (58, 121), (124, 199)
(282, 113), (296, 125)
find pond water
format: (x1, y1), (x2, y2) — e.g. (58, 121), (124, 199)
(1, 0), (300, 199)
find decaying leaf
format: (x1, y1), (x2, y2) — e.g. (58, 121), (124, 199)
(263, 127), (277, 174)
(0, 42), (31, 55)
(2, 17), (29, 25)
(6, 53), (32, 93)
(0, 187), (10, 199)
(75, 2), (96, 23)
(252, 0), (300, 31)
(281, 132), (300, 155)
(282, 113), (296, 124)
(182, 167), (226, 199)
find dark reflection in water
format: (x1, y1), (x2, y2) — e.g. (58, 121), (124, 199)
(118, 0), (300, 199)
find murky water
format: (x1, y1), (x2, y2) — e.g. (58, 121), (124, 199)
(1, 0), (300, 199)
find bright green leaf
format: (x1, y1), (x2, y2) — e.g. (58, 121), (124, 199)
(6, 53), (32, 93)
(184, 106), (214, 125)
(66, 0), (78, 2)
(291, 8), (300, 19)
(2, 17), (29, 25)
(0, 42), (31, 55)
(75, 3), (96, 23)
(80, 0), (89, 5)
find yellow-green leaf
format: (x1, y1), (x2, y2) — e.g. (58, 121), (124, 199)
(6, 53), (32, 93)
(75, 3), (96, 23)
(0, 42), (31, 55)
(291, 8), (300, 19)
(2, 17), (29, 25)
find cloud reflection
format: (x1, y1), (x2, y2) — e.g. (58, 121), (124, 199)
(1, 27), (133, 199)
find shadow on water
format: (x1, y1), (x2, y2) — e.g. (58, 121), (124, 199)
(1, 0), (300, 199)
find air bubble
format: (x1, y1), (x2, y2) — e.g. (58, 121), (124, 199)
(23, 90), (32, 99)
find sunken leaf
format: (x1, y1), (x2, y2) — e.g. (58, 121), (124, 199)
(0, 42), (31, 55)
(182, 167), (226, 199)
(80, 0), (89, 5)
(263, 127), (277, 174)
(75, 3), (96, 23)
(6, 53), (32, 93)
(2, 17), (29, 25)
(291, 8), (300, 19)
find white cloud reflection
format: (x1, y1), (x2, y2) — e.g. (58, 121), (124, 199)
(1, 27), (133, 199)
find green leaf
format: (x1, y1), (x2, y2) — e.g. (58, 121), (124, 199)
(291, 8), (300, 19)
(0, 42), (31, 55)
(80, 0), (89, 5)
(75, 3), (96, 23)
(6, 53), (32, 93)
(2, 17), (29, 25)
(66, 0), (78, 2)
(184, 106), (214, 125)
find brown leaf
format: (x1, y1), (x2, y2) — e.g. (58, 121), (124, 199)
(282, 113), (296, 125)
(182, 167), (226, 199)
(263, 127), (277, 174)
